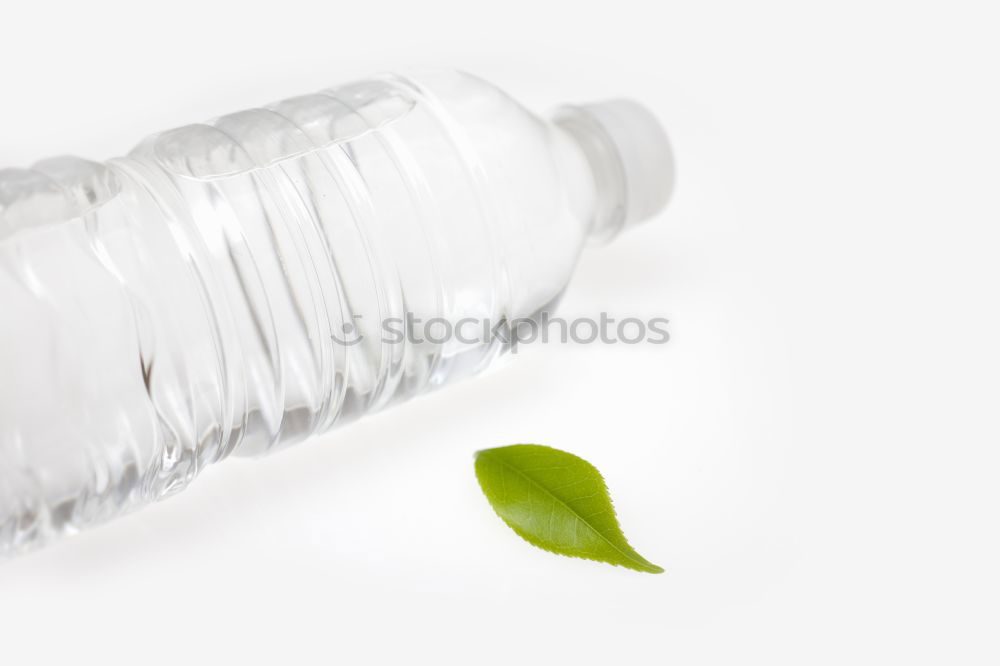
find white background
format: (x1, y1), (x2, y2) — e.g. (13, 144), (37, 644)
(2, 1), (998, 663)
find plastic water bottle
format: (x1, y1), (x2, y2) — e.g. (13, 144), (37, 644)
(0, 70), (674, 553)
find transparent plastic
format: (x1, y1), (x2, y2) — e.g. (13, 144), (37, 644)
(0, 70), (674, 554)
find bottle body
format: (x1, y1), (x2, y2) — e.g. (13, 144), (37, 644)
(0, 70), (672, 553)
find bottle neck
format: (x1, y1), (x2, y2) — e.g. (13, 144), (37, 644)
(553, 106), (630, 243)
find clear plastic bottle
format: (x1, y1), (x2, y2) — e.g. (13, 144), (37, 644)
(0, 70), (674, 553)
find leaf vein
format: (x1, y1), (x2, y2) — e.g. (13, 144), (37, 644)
(491, 457), (651, 570)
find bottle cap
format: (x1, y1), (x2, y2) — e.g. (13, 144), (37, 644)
(556, 99), (675, 239)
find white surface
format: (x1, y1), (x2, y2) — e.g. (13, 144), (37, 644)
(2, 1), (998, 663)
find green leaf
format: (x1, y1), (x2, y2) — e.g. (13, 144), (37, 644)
(474, 444), (663, 574)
